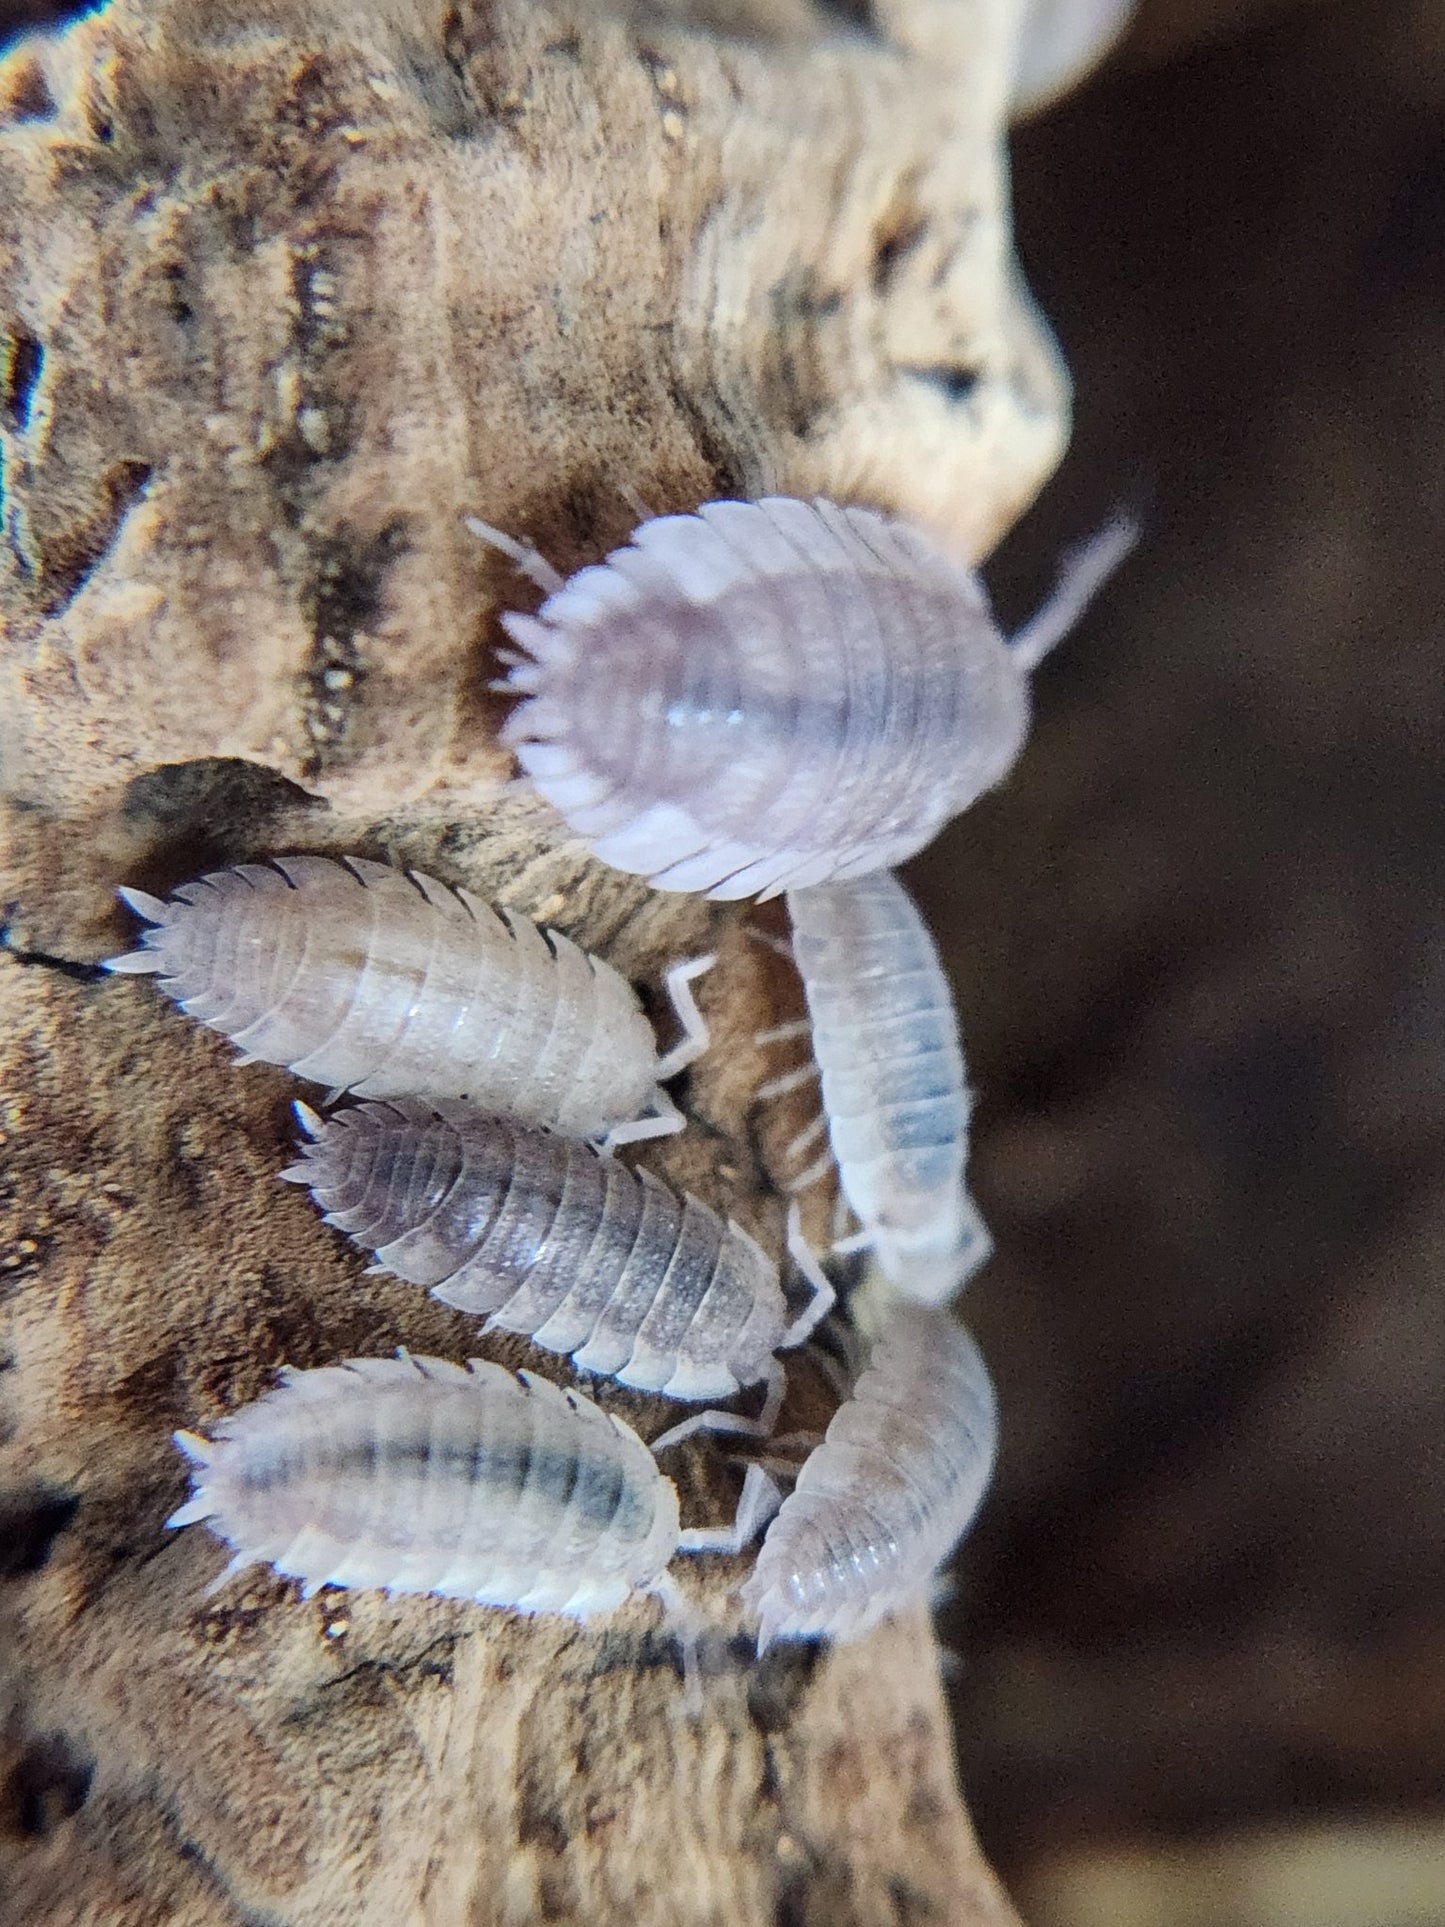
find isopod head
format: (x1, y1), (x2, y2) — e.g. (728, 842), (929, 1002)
(871, 1187), (995, 1305)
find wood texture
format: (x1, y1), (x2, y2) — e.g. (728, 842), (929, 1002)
(0, 0), (1067, 1919)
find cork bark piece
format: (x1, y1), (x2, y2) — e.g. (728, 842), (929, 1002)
(0, 0), (1066, 951)
(0, 914), (1025, 1924)
(1, 0), (1064, 1919)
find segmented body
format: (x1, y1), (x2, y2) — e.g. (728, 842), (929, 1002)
(786, 871), (991, 1304)
(740, 1307), (997, 1648)
(105, 855), (673, 1136)
(168, 1353), (682, 1617)
(495, 497), (1030, 899)
(285, 1100), (800, 1401)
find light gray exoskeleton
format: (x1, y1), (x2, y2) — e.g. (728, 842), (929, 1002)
(758, 870), (993, 1305)
(106, 854), (711, 1148)
(472, 498), (1136, 900)
(168, 1351), (779, 1698)
(285, 1098), (835, 1432)
(741, 1305), (997, 1649)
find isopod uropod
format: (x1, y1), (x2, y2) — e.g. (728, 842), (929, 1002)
(472, 499), (1136, 900)
(283, 1098), (834, 1422)
(740, 1305), (997, 1649)
(761, 870), (992, 1305)
(105, 854), (710, 1146)
(168, 1352), (775, 1629)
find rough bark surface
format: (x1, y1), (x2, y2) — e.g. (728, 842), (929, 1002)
(0, 0), (1065, 1920)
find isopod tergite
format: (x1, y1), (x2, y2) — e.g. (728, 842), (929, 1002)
(105, 854), (711, 1146)
(283, 1099), (834, 1423)
(739, 1305), (997, 1650)
(168, 1352), (776, 1628)
(472, 499), (1136, 899)
(764, 870), (992, 1305)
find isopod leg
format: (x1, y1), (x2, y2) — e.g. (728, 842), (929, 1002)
(783, 1113), (828, 1161)
(753, 1018), (812, 1047)
(756, 1062), (821, 1102)
(784, 1146), (835, 1196)
(755, 1357), (787, 1438)
(831, 1227), (875, 1256)
(653, 952), (716, 1080)
(675, 1463), (782, 1557)
(649, 1397), (772, 1455)
(649, 1359), (786, 1454)
(600, 1087), (685, 1151)
(754, 1429), (825, 1472)
(743, 924), (794, 963)
(463, 514), (566, 596)
(781, 1202), (836, 1348)
(651, 1574), (705, 1716)
(618, 482), (657, 526)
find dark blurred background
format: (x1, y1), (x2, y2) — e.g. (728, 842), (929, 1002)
(0, 0), (66, 45)
(4, 0), (1441, 1919)
(914, 1), (1445, 1919)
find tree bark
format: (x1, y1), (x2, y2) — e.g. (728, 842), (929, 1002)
(0, 1), (1065, 1919)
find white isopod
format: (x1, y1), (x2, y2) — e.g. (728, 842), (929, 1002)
(759, 870), (993, 1305)
(168, 1351), (776, 1634)
(283, 1099), (834, 1424)
(105, 854), (710, 1146)
(740, 1305), (997, 1649)
(470, 499), (1136, 900)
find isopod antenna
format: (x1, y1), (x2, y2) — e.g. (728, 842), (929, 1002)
(1008, 509), (1140, 673)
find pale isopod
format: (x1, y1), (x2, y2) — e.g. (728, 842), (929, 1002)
(472, 500), (1136, 900)
(1011, 0), (1137, 120)
(105, 854), (710, 1146)
(740, 1306), (997, 1649)
(760, 870), (992, 1305)
(282, 1099), (834, 1421)
(167, 1352), (776, 1631)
